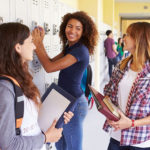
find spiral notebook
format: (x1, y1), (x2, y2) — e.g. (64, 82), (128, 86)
(38, 83), (76, 132)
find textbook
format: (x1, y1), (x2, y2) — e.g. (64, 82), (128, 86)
(38, 83), (76, 132)
(88, 85), (120, 121)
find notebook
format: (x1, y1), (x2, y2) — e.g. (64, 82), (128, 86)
(88, 85), (120, 121)
(38, 83), (76, 132)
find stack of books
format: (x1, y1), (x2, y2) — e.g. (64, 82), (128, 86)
(88, 85), (120, 121)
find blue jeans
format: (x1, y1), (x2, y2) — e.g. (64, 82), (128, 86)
(108, 57), (118, 77)
(116, 54), (122, 62)
(55, 94), (88, 150)
(108, 138), (150, 150)
(125, 52), (130, 58)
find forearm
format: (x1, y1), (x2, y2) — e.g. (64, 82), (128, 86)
(134, 116), (150, 127)
(2, 133), (45, 150)
(113, 49), (118, 55)
(35, 43), (65, 73)
(35, 43), (53, 73)
(112, 44), (118, 55)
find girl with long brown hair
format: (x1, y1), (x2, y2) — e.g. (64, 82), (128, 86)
(0, 22), (73, 150)
(103, 22), (150, 150)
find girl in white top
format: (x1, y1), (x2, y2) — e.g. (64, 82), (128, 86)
(0, 22), (73, 150)
(104, 22), (150, 150)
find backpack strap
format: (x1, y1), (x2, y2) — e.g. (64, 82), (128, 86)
(85, 64), (92, 98)
(0, 75), (24, 135)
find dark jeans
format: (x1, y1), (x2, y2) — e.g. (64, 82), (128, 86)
(117, 54), (122, 62)
(107, 138), (150, 150)
(108, 57), (118, 77)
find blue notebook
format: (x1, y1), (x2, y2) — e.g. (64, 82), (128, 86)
(38, 83), (77, 132)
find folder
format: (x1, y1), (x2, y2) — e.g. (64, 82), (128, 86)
(38, 83), (77, 132)
(88, 85), (120, 121)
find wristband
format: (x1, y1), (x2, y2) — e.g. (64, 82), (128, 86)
(131, 119), (135, 127)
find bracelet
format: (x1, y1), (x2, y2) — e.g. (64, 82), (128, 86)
(131, 119), (135, 127)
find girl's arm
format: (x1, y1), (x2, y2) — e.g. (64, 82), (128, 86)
(32, 27), (77, 73)
(108, 110), (150, 131)
(0, 81), (45, 150)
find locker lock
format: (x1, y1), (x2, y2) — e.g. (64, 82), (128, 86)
(16, 18), (23, 24)
(44, 22), (50, 34)
(53, 24), (59, 35)
(0, 17), (3, 24)
(31, 21), (38, 30)
(45, 83), (50, 91)
(53, 78), (58, 84)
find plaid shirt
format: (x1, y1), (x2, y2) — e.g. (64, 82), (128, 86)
(103, 60), (150, 146)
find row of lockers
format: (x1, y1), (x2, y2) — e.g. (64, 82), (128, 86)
(0, 0), (77, 95)
(0, 0), (116, 96)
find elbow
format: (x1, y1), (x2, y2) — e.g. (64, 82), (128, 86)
(44, 66), (52, 73)
(44, 66), (59, 73)
(41, 62), (52, 73)
(43, 65), (55, 73)
(42, 61), (60, 73)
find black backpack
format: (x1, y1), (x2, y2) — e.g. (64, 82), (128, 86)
(81, 64), (94, 109)
(0, 76), (24, 135)
(85, 64), (92, 100)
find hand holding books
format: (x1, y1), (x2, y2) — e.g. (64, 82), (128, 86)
(106, 109), (134, 131)
(63, 111), (74, 124)
(88, 85), (120, 121)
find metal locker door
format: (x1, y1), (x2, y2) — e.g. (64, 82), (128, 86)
(49, 0), (61, 84)
(14, 0), (28, 25)
(99, 23), (111, 92)
(28, 0), (45, 95)
(0, 0), (10, 23)
(42, 0), (53, 90)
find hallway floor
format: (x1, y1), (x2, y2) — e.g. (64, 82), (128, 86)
(50, 102), (110, 150)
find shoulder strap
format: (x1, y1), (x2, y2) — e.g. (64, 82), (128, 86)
(0, 75), (24, 135)
(85, 64), (92, 98)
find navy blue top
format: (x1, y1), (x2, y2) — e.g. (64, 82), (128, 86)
(58, 42), (89, 98)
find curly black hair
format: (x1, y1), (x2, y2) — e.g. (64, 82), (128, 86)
(59, 11), (98, 55)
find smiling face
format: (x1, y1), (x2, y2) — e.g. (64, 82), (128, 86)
(15, 34), (36, 62)
(65, 18), (83, 46)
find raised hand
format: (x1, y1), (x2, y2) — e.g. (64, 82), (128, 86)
(32, 26), (45, 47)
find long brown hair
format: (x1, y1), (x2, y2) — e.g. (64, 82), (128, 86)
(120, 22), (150, 70)
(0, 23), (40, 105)
(59, 11), (98, 55)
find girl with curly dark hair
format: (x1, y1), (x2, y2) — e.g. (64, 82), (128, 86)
(32, 11), (98, 150)
(0, 22), (73, 150)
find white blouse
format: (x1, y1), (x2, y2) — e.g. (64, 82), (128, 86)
(21, 96), (46, 150)
(110, 68), (150, 148)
